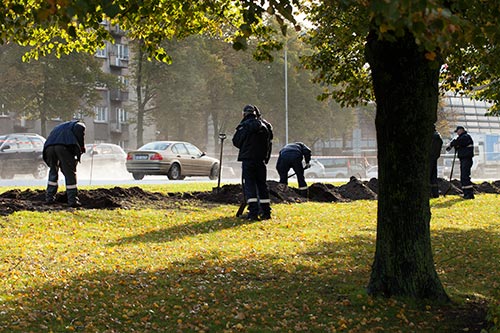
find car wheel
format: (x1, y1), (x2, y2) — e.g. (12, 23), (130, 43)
(132, 173), (145, 180)
(167, 163), (182, 180)
(33, 161), (48, 179)
(209, 164), (219, 180)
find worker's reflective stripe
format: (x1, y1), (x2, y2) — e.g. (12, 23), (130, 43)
(47, 181), (58, 186)
(247, 198), (258, 203)
(298, 186), (308, 190)
(462, 185), (474, 189)
(66, 184), (78, 189)
(466, 144), (473, 147)
(260, 198), (271, 203)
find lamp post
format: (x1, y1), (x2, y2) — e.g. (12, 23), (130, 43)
(284, 32), (305, 145)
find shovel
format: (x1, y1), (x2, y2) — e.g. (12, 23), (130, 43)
(444, 149), (457, 196)
(214, 133), (226, 193)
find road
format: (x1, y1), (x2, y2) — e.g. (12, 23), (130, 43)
(0, 170), (347, 188)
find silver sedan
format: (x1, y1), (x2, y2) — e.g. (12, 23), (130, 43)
(126, 141), (220, 180)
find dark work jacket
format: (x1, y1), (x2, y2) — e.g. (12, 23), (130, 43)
(43, 121), (86, 163)
(232, 114), (273, 163)
(278, 142), (312, 164)
(449, 131), (474, 159)
(430, 130), (443, 160)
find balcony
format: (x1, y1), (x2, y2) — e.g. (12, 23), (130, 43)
(110, 90), (129, 101)
(109, 55), (128, 68)
(110, 122), (122, 133)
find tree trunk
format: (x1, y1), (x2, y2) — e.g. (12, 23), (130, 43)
(365, 31), (449, 301)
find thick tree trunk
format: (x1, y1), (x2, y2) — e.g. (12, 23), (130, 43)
(365, 32), (449, 301)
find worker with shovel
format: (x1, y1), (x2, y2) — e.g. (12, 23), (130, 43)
(276, 142), (312, 196)
(43, 119), (86, 207)
(232, 104), (274, 221)
(446, 125), (475, 199)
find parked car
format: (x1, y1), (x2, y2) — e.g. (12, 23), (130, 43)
(126, 141), (220, 180)
(304, 159), (326, 178)
(315, 156), (350, 178)
(314, 156), (370, 178)
(81, 143), (127, 169)
(0, 133), (48, 179)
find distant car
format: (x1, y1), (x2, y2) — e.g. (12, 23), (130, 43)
(315, 156), (349, 178)
(0, 133), (48, 179)
(304, 159), (326, 178)
(80, 143), (127, 169)
(126, 141), (220, 180)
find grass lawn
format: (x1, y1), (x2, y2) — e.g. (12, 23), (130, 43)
(0, 184), (498, 332)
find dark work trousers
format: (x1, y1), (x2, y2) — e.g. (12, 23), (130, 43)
(460, 157), (474, 198)
(429, 158), (439, 198)
(45, 145), (78, 203)
(276, 156), (307, 190)
(242, 159), (271, 217)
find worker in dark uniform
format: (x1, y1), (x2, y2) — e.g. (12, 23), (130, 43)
(232, 104), (273, 220)
(446, 125), (475, 199)
(43, 120), (86, 207)
(430, 126), (443, 198)
(276, 142), (311, 195)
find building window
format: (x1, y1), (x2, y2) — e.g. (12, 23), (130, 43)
(0, 104), (8, 117)
(118, 75), (129, 87)
(116, 44), (129, 60)
(117, 108), (128, 123)
(94, 106), (108, 122)
(96, 45), (107, 58)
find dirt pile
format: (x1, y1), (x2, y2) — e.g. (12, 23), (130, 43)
(1, 177), (499, 216)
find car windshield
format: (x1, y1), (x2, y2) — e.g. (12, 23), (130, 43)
(139, 142), (171, 151)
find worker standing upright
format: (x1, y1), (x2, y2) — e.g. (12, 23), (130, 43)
(232, 104), (274, 220)
(447, 125), (475, 199)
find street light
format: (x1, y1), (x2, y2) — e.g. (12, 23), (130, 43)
(284, 32), (305, 145)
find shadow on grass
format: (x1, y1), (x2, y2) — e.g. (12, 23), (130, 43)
(108, 216), (259, 245)
(431, 196), (465, 208)
(0, 226), (497, 332)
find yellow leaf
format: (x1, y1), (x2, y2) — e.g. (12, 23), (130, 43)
(425, 52), (437, 61)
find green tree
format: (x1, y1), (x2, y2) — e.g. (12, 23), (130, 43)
(302, 0), (500, 300)
(128, 39), (166, 148)
(0, 44), (116, 136)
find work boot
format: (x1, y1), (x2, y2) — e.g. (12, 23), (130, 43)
(260, 203), (271, 220)
(260, 213), (272, 220)
(46, 184), (58, 204)
(243, 213), (259, 221)
(463, 188), (475, 200)
(66, 188), (81, 207)
(68, 199), (82, 208)
(245, 202), (260, 221)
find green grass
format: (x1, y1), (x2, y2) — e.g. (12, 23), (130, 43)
(0, 187), (498, 332)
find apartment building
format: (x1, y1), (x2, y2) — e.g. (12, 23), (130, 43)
(0, 22), (159, 151)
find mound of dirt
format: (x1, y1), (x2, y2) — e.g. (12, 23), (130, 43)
(1, 177), (499, 215)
